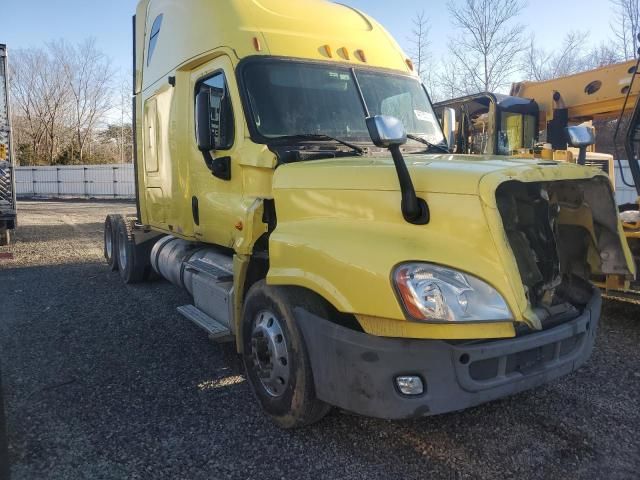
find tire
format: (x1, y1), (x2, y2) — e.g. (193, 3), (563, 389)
(104, 214), (121, 271)
(115, 217), (152, 284)
(0, 228), (9, 247)
(242, 281), (331, 429)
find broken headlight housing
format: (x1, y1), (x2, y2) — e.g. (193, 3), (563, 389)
(393, 263), (513, 323)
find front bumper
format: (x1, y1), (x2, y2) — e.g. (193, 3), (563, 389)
(296, 289), (601, 419)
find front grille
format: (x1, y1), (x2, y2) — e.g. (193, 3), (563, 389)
(468, 334), (584, 381)
(452, 311), (593, 392)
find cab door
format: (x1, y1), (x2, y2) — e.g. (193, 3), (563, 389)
(190, 55), (244, 248)
(142, 90), (173, 227)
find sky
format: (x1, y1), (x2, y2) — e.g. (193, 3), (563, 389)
(2, 0), (618, 83)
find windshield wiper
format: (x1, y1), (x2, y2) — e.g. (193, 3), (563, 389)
(267, 134), (364, 155)
(407, 134), (450, 154)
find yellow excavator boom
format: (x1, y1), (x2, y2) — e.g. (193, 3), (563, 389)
(511, 60), (640, 121)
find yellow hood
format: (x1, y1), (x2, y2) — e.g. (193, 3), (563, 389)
(272, 154), (609, 196)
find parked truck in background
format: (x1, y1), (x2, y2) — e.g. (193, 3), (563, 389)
(103, 0), (635, 428)
(0, 44), (17, 246)
(434, 57), (640, 298)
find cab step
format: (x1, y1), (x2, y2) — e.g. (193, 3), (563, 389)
(184, 257), (233, 282)
(177, 304), (233, 341)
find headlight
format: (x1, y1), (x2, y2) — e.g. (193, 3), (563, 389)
(393, 263), (513, 323)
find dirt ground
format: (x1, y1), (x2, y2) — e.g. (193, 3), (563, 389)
(1, 200), (639, 480)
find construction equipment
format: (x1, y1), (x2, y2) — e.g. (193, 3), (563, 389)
(0, 44), (16, 246)
(434, 59), (640, 296)
(103, 0), (633, 428)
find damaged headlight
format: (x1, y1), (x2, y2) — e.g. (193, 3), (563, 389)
(393, 263), (513, 323)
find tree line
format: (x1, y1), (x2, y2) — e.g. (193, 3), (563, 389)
(409, 0), (640, 101)
(10, 39), (132, 166)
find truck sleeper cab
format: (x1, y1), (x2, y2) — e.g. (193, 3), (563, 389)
(103, 0), (635, 428)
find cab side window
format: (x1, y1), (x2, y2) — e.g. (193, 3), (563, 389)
(196, 72), (235, 150)
(147, 14), (163, 66)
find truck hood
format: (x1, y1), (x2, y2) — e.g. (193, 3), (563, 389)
(270, 153), (635, 331)
(272, 154), (607, 196)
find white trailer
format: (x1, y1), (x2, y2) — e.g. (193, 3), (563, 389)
(0, 44), (16, 245)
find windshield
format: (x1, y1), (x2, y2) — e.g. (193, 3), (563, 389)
(242, 61), (445, 145)
(498, 112), (537, 155)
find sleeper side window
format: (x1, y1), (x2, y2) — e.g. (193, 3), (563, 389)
(196, 72), (235, 150)
(147, 14), (163, 66)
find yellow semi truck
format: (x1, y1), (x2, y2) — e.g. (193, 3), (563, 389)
(104, 0), (634, 428)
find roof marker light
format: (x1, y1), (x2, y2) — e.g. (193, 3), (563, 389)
(339, 47), (350, 60)
(356, 49), (367, 62)
(253, 37), (262, 52)
(406, 58), (414, 71)
(323, 44), (333, 58)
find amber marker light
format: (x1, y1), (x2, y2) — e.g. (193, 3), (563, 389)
(406, 58), (414, 71)
(356, 49), (367, 62)
(339, 47), (350, 60)
(394, 266), (427, 320)
(253, 37), (262, 52)
(323, 44), (333, 58)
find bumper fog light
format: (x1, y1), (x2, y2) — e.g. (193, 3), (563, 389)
(395, 375), (424, 395)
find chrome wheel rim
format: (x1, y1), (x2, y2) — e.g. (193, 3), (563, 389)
(105, 223), (113, 259)
(118, 228), (127, 269)
(250, 310), (290, 397)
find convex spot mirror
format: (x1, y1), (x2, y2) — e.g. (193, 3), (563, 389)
(366, 115), (407, 148)
(196, 90), (214, 152)
(441, 107), (456, 151)
(566, 125), (595, 148)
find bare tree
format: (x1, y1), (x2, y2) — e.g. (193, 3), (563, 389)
(526, 31), (589, 81)
(586, 42), (624, 69)
(408, 11), (431, 80)
(10, 48), (48, 165)
(435, 58), (468, 99)
(12, 46), (76, 165)
(116, 73), (133, 163)
(526, 32), (623, 82)
(58, 38), (113, 163)
(447, 0), (526, 93)
(611, 0), (640, 60)
(407, 11), (441, 100)
(10, 39), (125, 166)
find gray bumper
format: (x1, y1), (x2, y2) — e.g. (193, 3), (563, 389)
(295, 289), (601, 419)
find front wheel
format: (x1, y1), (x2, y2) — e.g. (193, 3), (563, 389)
(242, 281), (331, 429)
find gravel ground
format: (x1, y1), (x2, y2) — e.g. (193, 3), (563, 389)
(0, 200), (639, 479)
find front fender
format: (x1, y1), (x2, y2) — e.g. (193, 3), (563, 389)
(267, 188), (525, 338)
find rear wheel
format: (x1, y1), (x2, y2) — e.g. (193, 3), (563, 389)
(242, 281), (331, 429)
(115, 217), (152, 284)
(104, 214), (120, 271)
(0, 228), (9, 247)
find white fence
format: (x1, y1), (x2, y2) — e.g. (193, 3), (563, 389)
(16, 164), (135, 199)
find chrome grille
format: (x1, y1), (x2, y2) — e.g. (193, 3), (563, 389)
(584, 159), (610, 175)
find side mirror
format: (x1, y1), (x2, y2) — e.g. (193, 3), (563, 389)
(566, 125), (595, 165)
(195, 90), (214, 152)
(441, 107), (456, 151)
(365, 115), (429, 225)
(195, 90), (231, 180)
(366, 115), (407, 148)
(566, 125), (595, 148)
